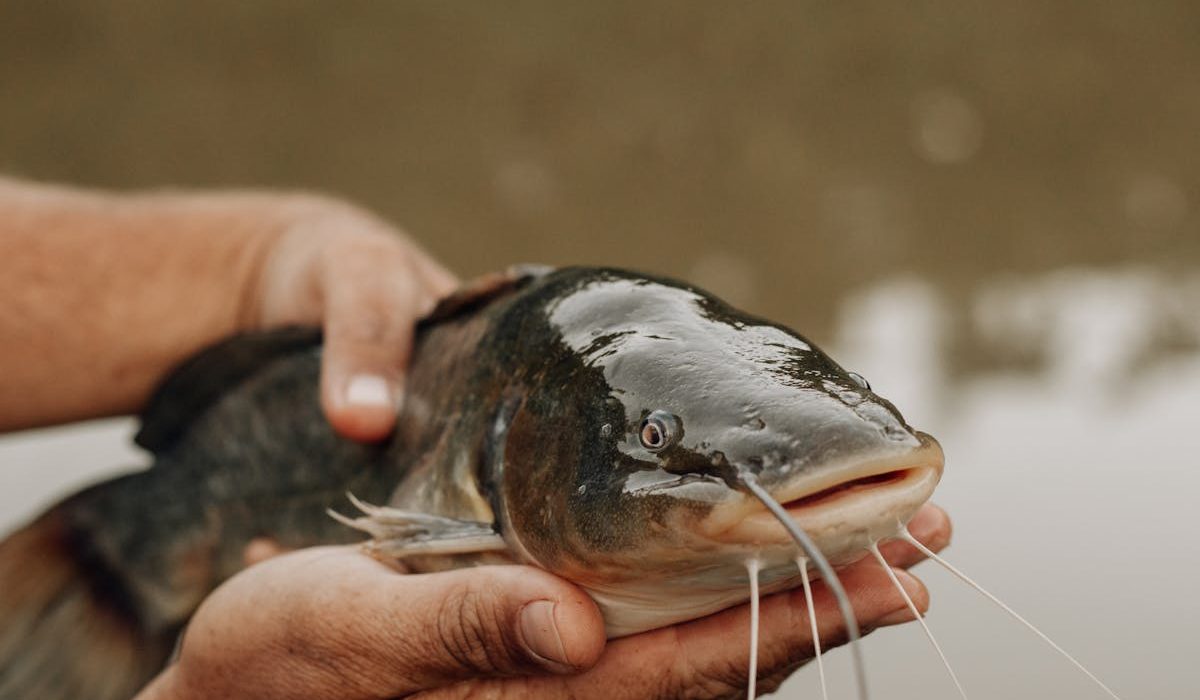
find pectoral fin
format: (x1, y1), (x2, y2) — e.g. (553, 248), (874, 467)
(329, 493), (507, 559)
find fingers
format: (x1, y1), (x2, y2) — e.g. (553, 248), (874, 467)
(317, 235), (454, 442)
(319, 251), (418, 441)
(686, 561), (929, 695)
(537, 560), (928, 700)
(175, 549), (606, 700)
(368, 566), (606, 693)
(537, 508), (952, 700)
(876, 502), (953, 570)
(807, 551), (930, 635)
(649, 510), (949, 698)
(422, 509), (957, 700)
(255, 199), (459, 443)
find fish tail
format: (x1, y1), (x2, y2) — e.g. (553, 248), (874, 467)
(0, 507), (170, 700)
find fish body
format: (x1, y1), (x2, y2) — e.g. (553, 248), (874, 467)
(0, 266), (942, 699)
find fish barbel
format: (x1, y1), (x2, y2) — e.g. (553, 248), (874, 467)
(0, 266), (1120, 700)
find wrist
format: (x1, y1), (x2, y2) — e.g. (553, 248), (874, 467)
(0, 181), (320, 428)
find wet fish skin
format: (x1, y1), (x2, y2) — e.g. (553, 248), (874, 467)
(0, 266), (937, 699)
(434, 268), (932, 636)
(0, 285), (514, 699)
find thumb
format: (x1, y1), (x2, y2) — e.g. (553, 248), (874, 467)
(164, 548), (608, 700)
(318, 247), (429, 442)
(379, 565), (607, 693)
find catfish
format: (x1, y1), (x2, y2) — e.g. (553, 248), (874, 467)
(0, 266), (947, 699)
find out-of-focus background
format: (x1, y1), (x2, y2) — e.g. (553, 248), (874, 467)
(1, 3), (1196, 697)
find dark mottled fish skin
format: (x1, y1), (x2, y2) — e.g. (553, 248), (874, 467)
(0, 272), (532, 699)
(0, 352), (397, 700)
(0, 266), (934, 699)
(345, 267), (932, 636)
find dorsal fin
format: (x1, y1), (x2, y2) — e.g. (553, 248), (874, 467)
(134, 327), (322, 454)
(420, 264), (552, 328)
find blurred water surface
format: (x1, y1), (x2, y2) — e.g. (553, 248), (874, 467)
(821, 269), (1197, 699)
(1, 3), (1197, 697)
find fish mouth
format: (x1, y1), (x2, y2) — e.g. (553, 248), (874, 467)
(704, 434), (945, 545)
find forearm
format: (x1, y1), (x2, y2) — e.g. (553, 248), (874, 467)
(0, 177), (300, 430)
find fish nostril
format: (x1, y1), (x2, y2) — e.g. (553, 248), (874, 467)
(836, 388), (865, 406)
(853, 402), (915, 443)
(823, 379), (865, 406)
(745, 417), (766, 431)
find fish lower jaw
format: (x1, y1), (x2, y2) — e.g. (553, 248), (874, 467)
(706, 464), (940, 551)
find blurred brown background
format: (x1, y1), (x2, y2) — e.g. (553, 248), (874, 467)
(3, 2), (1197, 352)
(2, 3), (1196, 697)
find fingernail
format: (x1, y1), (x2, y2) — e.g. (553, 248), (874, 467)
(519, 600), (573, 672)
(344, 374), (394, 408)
(877, 569), (926, 627)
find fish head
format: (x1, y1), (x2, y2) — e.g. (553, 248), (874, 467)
(496, 269), (943, 634)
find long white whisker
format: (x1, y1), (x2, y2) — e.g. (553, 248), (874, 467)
(796, 557), (829, 700)
(869, 543), (969, 700)
(900, 531), (1123, 700)
(745, 558), (761, 700)
(740, 476), (869, 700)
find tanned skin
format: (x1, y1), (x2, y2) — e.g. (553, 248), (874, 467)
(0, 176), (456, 439)
(0, 177), (952, 699)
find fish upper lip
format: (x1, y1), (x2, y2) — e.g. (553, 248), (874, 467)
(700, 434), (945, 544)
(768, 436), (943, 507)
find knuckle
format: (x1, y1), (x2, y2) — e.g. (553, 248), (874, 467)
(332, 235), (410, 269)
(325, 275), (420, 345)
(326, 301), (413, 353)
(276, 586), (401, 697)
(269, 604), (361, 690)
(661, 634), (743, 700)
(683, 660), (746, 699)
(324, 225), (412, 268)
(329, 305), (391, 345)
(434, 580), (518, 677)
(756, 663), (798, 695)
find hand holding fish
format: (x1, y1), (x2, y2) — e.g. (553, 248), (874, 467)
(133, 505), (950, 700)
(252, 198), (457, 441)
(0, 176), (454, 439)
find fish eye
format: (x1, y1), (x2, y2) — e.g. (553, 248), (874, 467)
(639, 411), (679, 451)
(847, 371), (871, 390)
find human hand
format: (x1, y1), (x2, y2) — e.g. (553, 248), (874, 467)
(422, 503), (952, 699)
(0, 182), (456, 432)
(135, 504), (951, 700)
(253, 198), (457, 442)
